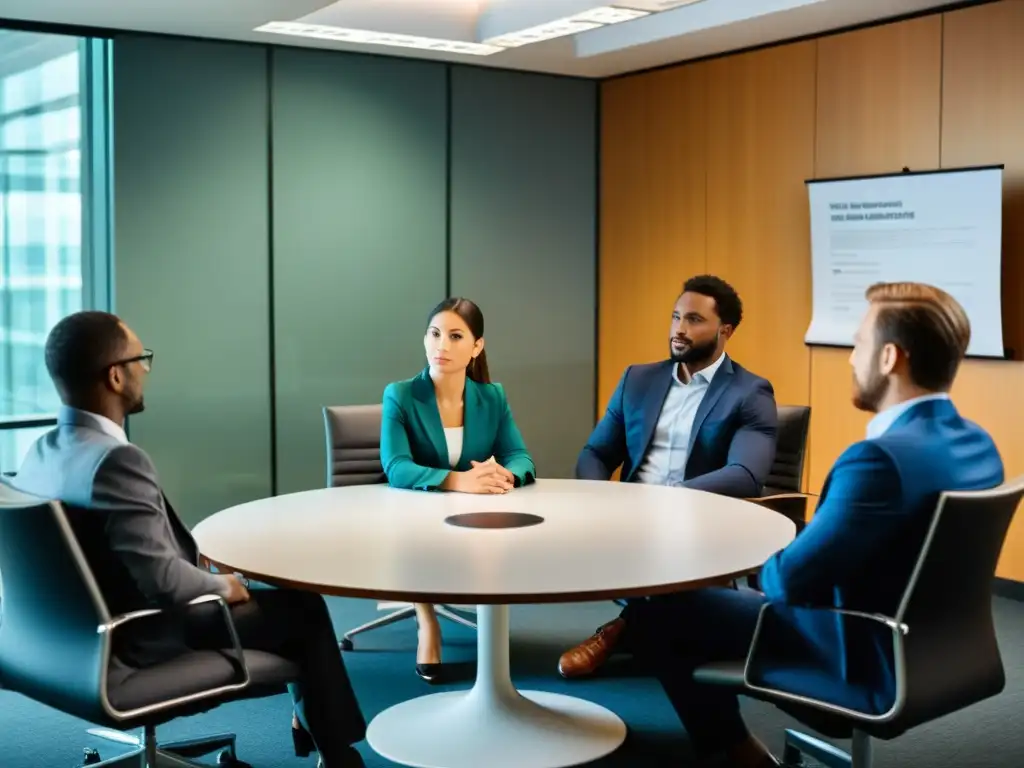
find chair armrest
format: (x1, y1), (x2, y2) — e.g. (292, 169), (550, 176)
(98, 594), (250, 718)
(740, 602), (907, 723)
(824, 608), (908, 636)
(745, 492), (810, 503)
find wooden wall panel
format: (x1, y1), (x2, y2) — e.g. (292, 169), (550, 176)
(941, 0), (1024, 579)
(942, 0), (1024, 358)
(598, 0), (1024, 579)
(598, 64), (707, 415)
(705, 43), (816, 411)
(814, 16), (943, 178)
(808, 16), (943, 491)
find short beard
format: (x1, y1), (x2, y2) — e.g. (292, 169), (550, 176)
(852, 363), (888, 412)
(670, 336), (719, 366)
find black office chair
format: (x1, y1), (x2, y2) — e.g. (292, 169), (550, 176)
(0, 481), (300, 768)
(747, 404), (812, 532)
(693, 474), (1024, 768)
(742, 405), (811, 591)
(323, 405), (476, 651)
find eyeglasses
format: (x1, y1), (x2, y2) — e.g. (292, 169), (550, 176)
(105, 349), (154, 373)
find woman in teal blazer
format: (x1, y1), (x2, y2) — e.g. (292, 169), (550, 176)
(380, 297), (536, 682)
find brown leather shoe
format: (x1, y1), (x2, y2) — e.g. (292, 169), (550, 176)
(557, 618), (626, 678)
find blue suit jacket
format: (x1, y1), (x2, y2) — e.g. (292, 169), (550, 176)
(380, 368), (537, 491)
(577, 356), (778, 498)
(753, 398), (1004, 714)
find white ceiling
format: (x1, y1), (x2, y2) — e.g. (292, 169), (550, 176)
(0, 0), (971, 78)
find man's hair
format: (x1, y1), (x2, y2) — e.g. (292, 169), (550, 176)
(45, 311), (128, 396)
(866, 282), (971, 391)
(681, 275), (743, 328)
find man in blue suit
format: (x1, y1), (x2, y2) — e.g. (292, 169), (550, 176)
(559, 275), (779, 678)
(628, 282), (1003, 768)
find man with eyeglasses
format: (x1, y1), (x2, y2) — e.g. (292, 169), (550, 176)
(11, 311), (367, 768)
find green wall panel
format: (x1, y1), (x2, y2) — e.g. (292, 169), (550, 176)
(114, 37), (272, 526)
(449, 67), (597, 478)
(271, 49), (448, 494)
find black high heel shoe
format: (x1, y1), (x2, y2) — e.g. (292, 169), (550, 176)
(292, 721), (315, 757)
(415, 624), (445, 684)
(415, 662), (444, 684)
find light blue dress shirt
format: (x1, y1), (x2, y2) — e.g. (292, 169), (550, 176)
(634, 352), (727, 486)
(865, 393), (951, 439)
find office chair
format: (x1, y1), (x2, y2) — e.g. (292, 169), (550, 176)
(0, 481), (300, 768)
(323, 405), (476, 651)
(743, 404), (811, 591)
(747, 404), (812, 531)
(693, 474), (1024, 768)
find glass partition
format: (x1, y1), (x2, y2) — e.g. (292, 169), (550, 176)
(0, 29), (111, 474)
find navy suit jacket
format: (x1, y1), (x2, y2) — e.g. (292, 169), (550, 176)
(752, 398), (1004, 714)
(576, 356), (778, 498)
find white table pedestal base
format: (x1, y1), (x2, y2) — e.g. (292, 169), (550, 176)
(365, 605), (627, 768)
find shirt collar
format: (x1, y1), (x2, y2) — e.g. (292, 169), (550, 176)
(865, 393), (950, 440)
(673, 351), (727, 386)
(58, 405), (129, 444)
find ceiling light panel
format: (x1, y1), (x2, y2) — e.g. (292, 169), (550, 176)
(255, 21), (504, 56)
(484, 19), (602, 48)
(261, 4), (660, 55)
(572, 7), (651, 24)
(483, 4), (651, 48)
(618, 0), (708, 10)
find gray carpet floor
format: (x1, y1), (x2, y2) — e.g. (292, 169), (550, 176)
(2, 596), (1022, 767)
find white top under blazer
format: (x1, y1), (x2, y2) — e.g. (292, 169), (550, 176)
(443, 427), (463, 468)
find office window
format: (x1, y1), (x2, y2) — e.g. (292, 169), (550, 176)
(0, 29), (111, 474)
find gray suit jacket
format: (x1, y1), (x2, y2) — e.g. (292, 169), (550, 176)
(14, 407), (228, 665)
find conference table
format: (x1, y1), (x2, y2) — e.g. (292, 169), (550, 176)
(193, 478), (795, 768)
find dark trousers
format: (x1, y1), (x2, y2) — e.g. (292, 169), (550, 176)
(187, 586), (366, 762)
(616, 592), (691, 653)
(629, 587), (767, 758)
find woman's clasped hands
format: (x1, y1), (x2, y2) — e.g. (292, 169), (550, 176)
(450, 456), (515, 494)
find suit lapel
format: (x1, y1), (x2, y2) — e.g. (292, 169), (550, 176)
(411, 368), (450, 468)
(635, 362), (675, 475)
(685, 355), (734, 460)
(459, 378), (487, 470)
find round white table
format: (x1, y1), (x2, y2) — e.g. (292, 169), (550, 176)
(193, 478), (795, 768)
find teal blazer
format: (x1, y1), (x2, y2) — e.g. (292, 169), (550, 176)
(380, 368), (537, 491)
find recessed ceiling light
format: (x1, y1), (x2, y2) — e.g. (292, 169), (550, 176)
(483, 5), (650, 49)
(484, 20), (602, 49)
(257, 21), (377, 44)
(255, 21), (505, 56)
(572, 7), (651, 25)
(258, 4), (666, 55)
(618, 0), (708, 10)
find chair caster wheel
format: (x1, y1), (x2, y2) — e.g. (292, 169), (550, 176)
(81, 748), (102, 766)
(216, 749), (252, 767)
(340, 637), (354, 651)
